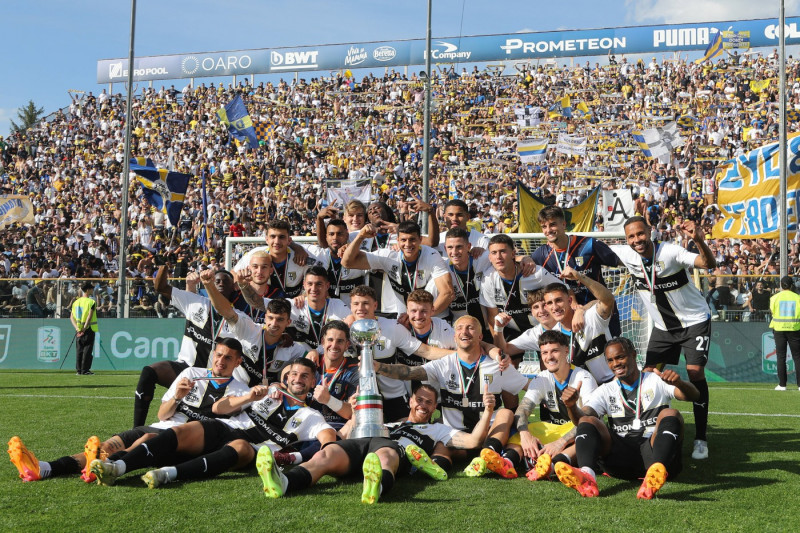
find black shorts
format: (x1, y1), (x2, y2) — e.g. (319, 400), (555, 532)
(324, 437), (406, 478)
(645, 319), (711, 367)
(599, 431), (683, 480)
(199, 420), (251, 454)
(382, 395), (409, 423)
(114, 425), (164, 447)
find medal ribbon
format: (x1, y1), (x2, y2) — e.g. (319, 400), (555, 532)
(458, 356), (483, 397)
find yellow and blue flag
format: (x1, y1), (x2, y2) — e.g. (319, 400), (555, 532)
(217, 95), (259, 149)
(131, 167), (191, 226)
(254, 120), (276, 142)
(517, 182), (599, 233)
(548, 95), (572, 118)
(143, 105), (166, 123)
(130, 157), (156, 168)
(695, 31), (723, 64)
(575, 100), (591, 118)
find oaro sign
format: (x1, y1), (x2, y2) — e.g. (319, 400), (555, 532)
(97, 17), (800, 82)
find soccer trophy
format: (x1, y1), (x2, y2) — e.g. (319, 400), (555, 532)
(350, 319), (389, 438)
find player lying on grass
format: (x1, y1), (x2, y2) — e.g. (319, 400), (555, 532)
(89, 359), (336, 488)
(257, 383), (495, 504)
(554, 336), (700, 500)
(463, 330), (597, 481)
(8, 338), (249, 483)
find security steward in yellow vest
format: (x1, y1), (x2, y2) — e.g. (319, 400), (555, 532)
(770, 276), (800, 390)
(70, 282), (98, 375)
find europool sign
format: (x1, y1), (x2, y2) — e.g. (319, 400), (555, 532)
(97, 17), (800, 83)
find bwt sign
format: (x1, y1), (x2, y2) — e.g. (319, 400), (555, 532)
(270, 50), (319, 70)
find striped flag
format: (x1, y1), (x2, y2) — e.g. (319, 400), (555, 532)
(695, 31), (723, 64)
(631, 122), (684, 164)
(517, 139), (549, 163)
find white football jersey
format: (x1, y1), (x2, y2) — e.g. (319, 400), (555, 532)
(228, 397), (332, 452)
(365, 245), (450, 314)
(227, 310), (308, 386)
(422, 354), (528, 431)
(584, 371), (676, 438)
(152, 366), (250, 429)
(556, 306), (614, 384)
(436, 228), (491, 254)
(303, 244), (367, 305)
(426, 252), (493, 322)
(611, 243), (711, 330)
(171, 289), (237, 368)
(235, 247), (317, 299)
(479, 267), (563, 333)
(522, 367), (596, 425)
(387, 421), (460, 457)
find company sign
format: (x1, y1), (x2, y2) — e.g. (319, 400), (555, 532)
(97, 17), (800, 82)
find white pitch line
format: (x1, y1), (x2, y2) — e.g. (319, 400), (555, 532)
(0, 394), (130, 400)
(679, 410), (800, 419)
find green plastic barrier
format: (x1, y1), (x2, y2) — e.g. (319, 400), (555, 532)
(0, 319), (184, 370)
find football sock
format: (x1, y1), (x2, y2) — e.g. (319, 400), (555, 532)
(120, 428), (177, 472)
(575, 422), (601, 472)
(551, 453), (570, 466)
(38, 461), (52, 479)
(483, 437), (503, 453)
(107, 451), (127, 462)
(133, 366), (157, 427)
(652, 415), (682, 465)
(46, 456), (81, 478)
(691, 379), (709, 441)
(285, 465), (313, 492)
(380, 469), (395, 495)
(175, 445), (238, 481)
(503, 449), (522, 471)
(432, 455), (452, 472)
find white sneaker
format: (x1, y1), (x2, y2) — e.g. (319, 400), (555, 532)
(692, 439), (709, 460)
(775, 385), (787, 391)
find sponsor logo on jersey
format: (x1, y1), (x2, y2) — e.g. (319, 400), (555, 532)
(575, 256), (584, 267)
(288, 272), (296, 282)
(290, 417), (302, 428)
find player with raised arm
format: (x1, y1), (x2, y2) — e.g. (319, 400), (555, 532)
(256, 384), (495, 504)
(199, 269), (306, 386)
(531, 205), (622, 335)
(342, 220), (454, 318)
(610, 216), (715, 460)
(131, 266), (246, 428)
(303, 217), (367, 304)
(9, 339), (249, 483)
(554, 337), (699, 499)
(91, 359), (336, 488)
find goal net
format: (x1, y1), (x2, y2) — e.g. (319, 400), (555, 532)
(225, 233), (652, 371)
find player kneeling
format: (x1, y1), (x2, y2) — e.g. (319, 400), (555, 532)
(555, 337), (699, 499)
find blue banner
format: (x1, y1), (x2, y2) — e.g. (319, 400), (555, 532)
(97, 17), (800, 83)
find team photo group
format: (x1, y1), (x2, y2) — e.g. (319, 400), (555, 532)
(9, 199), (716, 503)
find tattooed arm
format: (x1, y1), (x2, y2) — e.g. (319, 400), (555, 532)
(373, 361), (429, 381)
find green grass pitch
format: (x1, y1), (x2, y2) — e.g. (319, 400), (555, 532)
(2, 371), (800, 532)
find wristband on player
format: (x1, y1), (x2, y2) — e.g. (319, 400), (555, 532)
(493, 324), (504, 333)
(326, 396), (344, 412)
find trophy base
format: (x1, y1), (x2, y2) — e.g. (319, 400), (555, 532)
(351, 423), (390, 439)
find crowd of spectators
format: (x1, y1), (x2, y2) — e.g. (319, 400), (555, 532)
(1, 47), (798, 318)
